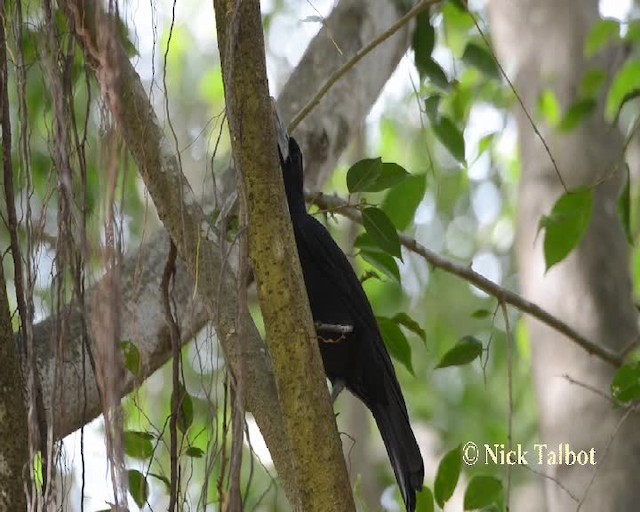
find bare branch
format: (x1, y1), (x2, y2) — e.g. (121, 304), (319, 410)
(308, 191), (625, 367)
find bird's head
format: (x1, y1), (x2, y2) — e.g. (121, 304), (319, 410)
(272, 99), (306, 213)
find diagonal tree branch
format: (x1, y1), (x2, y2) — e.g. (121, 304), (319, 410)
(308, 191), (625, 367)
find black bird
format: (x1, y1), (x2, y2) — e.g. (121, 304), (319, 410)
(277, 131), (424, 511)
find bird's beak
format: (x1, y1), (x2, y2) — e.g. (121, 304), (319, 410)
(271, 97), (290, 162)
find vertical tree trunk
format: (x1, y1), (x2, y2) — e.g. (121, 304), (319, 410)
(490, 0), (640, 510)
(0, 263), (29, 511)
(213, 1), (355, 510)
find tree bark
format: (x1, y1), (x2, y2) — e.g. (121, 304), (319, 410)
(214, 2), (355, 509)
(0, 260), (29, 512)
(490, 0), (640, 509)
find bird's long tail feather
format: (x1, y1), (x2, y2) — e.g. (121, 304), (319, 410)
(371, 400), (424, 512)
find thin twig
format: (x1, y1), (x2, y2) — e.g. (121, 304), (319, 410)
(307, 191), (625, 367)
(161, 241), (180, 511)
(576, 406), (637, 511)
(500, 301), (513, 512)
(562, 374), (617, 405)
(289, 0), (442, 131)
(465, 8), (566, 191)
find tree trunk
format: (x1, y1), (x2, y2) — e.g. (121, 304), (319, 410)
(490, 0), (640, 510)
(214, 0), (355, 509)
(0, 262), (29, 511)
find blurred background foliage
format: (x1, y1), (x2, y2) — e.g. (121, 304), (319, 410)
(2, 0), (639, 510)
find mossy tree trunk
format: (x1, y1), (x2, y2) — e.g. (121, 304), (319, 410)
(213, 1), (355, 510)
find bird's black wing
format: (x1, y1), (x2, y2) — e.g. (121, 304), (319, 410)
(291, 212), (424, 511)
(292, 212), (408, 405)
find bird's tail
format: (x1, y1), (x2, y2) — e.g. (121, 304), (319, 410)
(371, 399), (424, 512)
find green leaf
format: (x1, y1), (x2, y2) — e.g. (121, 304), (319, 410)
(347, 157), (382, 193)
(477, 133), (495, 157)
(360, 250), (401, 283)
(367, 163), (410, 192)
(354, 232), (385, 254)
(625, 20), (640, 43)
(413, 11), (435, 77)
(382, 174), (427, 231)
(433, 116), (465, 164)
(416, 486), (435, 512)
(461, 42), (500, 79)
(539, 188), (594, 270)
(464, 475), (504, 510)
(538, 90), (561, 127)
(361, 207), (402, 259)
(434, 445), (463, 507)
(185, 446), (205, 458)
(171, 383), (194, 433)
(377, 317), (413, 374)
(436, 336), (483, 369)
(424, 95), (441, 124)
(149, 472), (171, 492)
(605, 59), (640, 122)
(121, 341), (142, 377)
(128, 469), (149, 508)
(471, 309), (491, 319)
(612, 362), (640, 403)
(124, 431), (154, 460)
(392, 312), (426, 343)
(585, 19), (620, 58)
(423, 58), (450, 89)
(558, 98), (596, 132)
(618, 163), (631, 243)
(442, 1), (474, 55)
(580, 68), (607, 98)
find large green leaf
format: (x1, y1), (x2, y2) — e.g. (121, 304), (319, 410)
(605, 59), (640, 122)
(392, 312), (427, 343)
(436, 336), (483, 369)
(128, 469), (149, 508)
(367, 162), (410, 192)
(416, 486), (435, 512)
(464, 475), (504, 510)
(171, 382), (195, 433)
(346, 157), (382, 193)
(585, 18), (620, 58)
(360, 250), (401, 283)
(413, 11), (435, 78)
(124, 431), (154, 460)
(433, 116), (466, 164)
(612, 362), (640, 403)
(424, 95), (441, 124)
(377, 317), (414, 375)
(382, 174), (427, 231)
(185, 446), (205, 458)
(121, 341), (142, 377)
(558, 98), (596, 132)
(462, 42), (500, 79)
(361, 207), (402, 259)
(538, 90), (560, 127)
(434, 445), (463, 507)
(423, 58), (450, 89)
(539, 188), (594, 271)
(625, 20), (640, 43)
(580, 68), (607, 98)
